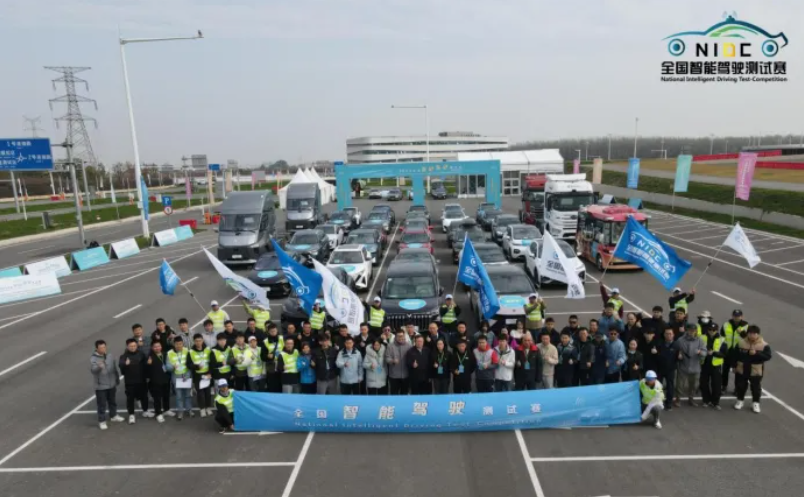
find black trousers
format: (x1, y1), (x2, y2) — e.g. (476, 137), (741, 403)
(341, 383), (360, 395)
(368, 385), (388, 395)
(722, 355), (735, 391)
(125, 383), (148, 415)
(266, 373), (282, 393)
(234, 374), (250, 391)
(577, 370), (592, 386)
(194, 377), (212, 409)
(301, 383), (317, 394)
(735, 374), (763, 403)
(433, 377), (451, 394)
(476, 379), (494, 393)
(516, 379), (538, 391)
(215, 409), (234, 429)
(604, 372), (620, 384)
(149, 382), (170, 415)
(700, 365), (723, 406)
(453, 376), (472, 394)
(410, 380), (431, 395)
(389, 378), (409, 395)
(358, 380), (367, 395)
(659, 371), (676, 408)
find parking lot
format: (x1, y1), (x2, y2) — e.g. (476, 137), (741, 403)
(1, 195), (804, 497)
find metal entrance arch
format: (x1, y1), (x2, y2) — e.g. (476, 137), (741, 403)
(335, 160), (501, 209)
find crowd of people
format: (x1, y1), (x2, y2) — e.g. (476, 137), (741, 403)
(90, 286), (772, 433)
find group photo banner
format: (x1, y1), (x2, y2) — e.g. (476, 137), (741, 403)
(233, 382), (641, 433)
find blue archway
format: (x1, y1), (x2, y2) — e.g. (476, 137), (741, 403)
(335, 160), (501, 209)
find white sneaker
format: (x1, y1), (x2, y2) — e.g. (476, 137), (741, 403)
(734, 401), (744, 410)
(99, 422), (108, 430)
(110, 415), (125, 422)
(200, 409), (207, 418)
(654, 420), (662, 429)
(163, 410), (176, 417)
(128, 415), (136, 425)
(752, 402), (761, 413)
(156, 414), (165, 423)
(142, 410), (155, 418)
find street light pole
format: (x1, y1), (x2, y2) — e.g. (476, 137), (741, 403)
(391, 104), (429, 191)
(633, 118), (639, 158)
(607, 134), (612, 161)
(119, 30), (203, 239)
(710, 134), (715, 154)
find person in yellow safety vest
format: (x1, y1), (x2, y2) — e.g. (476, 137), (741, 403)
(720, 309), (749, 393)
(668, 287), (696, 324)
(309, 302), (327, 333)
(188, 333), (214, 417)
(210, 333), (235, 387)
(598, 284), (624, 319)
(213, 379), (235, 434)
(207, 300), (230, 333)
(231, 333), (252, 391)
(639, 370), (665, 429)
(523, 293), (546, 332)
(439, 294), (461, 335)
(165, 336), (193, 420)
(695, 310), (717, 338)
(277, 337), (301, 393)
(366, 296), (387, 337)
(700, 323), (727, 409)
(241, 297), (271, 331)
(261, 323), (284, 393)
(246, 335), (266, 391)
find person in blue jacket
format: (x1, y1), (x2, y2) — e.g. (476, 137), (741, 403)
(605, 328), (627, 383)
(591, 331), (608, 384)
(297, 342), (317, 394)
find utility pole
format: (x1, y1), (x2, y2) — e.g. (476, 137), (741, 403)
(607, 134), (612, 161)
(709, 134), (715, 154)
(24, 116), (55, 196)
(633, 117), (639, 158)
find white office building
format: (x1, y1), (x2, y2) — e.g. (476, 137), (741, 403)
(456, 149), (565, 197)
(346, 131), (509, 164)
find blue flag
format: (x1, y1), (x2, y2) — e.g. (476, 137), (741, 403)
(141, 177), (150, 221)
(674, 154), (692, 193)
(159, 260), (180, 295)
(457, 235), (500, 320)
(271, 240), (322, 315)
(627, 158), (640, 189)
(613, 217), (691, 291)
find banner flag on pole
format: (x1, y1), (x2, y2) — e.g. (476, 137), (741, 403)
(141, 177), (150, 221)
(572, 159), (580, 174)
(735, 152), (758, 201)
(457, 235), (500, 320)
(723, 223), (761, 268)
(185, 177), (192, 205)
(592, 158), (603, 184)
(204, 248), (271, 308)
(627, 158), (640, 189)
(613, 217), (691, 291)
(674, 154), (692, 193)
(159, 260), (180, 295)
(271, 240), (322, 315)
(311, 260), (364, 335)
(541, 231), (586, 299)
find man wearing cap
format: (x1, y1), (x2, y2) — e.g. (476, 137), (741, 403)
(207, 300), (230, 334)
(700, 322), (727, 410)
(363, 296), (386, 338)
(696, 310), (718, 338)
(598, 303), (624, 336)
(523, 293), (546, 333)
(734, 325), (772, 413)
(309, 302), (327, 335)
(672, 323), (706, 407)
(231, 333), (252, 391)
(639, 371), (665, 429)
(439, 295), (461, 336)
(214, 379), (235, 434)
(720, 309), (749, 393)
(246, 335), (265, 391)
(242, 297), (271, 332)
(599, 283), (624, 319)
(668, 287), (695, 324)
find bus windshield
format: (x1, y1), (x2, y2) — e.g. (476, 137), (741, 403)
(549, 194), (595, 212)
(608, 219), (647, 245)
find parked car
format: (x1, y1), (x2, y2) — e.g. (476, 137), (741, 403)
(284, 229), (330, 262)
(447, 219), (480, 248)
(431, 184), (448, 199)
(406, 205), (431, 224)
(327, 244), (374, 290)
(476, 202), (497, 223)
(525, 238), (586, 288)
(368, 188), (390, 199)
(469, 264), (536, 328)
(364, 211), (392, 234)
(317, 223), (345, 249)
(370, 204), (397, 226)
(397, 229), (434, 254)
(392, 247), (438, 277)
(378, 262), (442, 332)
(328, 211), (357, 232)
(402, 218), (431, 234)
(451, 226), (490, 263)
(442, 208), (468, 233)
(490, 214), (520, 244)
(441, 203), (464, 221)
(247, 253), (291, 297)
(387, 188), (403, 201)
(343, 206), (362, 227)
(457, 242), (508, 267)
(479, 208), (504, 231)
(344, 228), (385, 265)
(280, 267), (356, 330)
(502, 224), (543, 261)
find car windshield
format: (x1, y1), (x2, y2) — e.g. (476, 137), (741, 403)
(219, 214), (259, 232)
(550, 193), (595, 211)
(556, 240), (577, 258)
(478, 203), (495, 211)
(344, 208), (357, 216)
(319, 226), (337, 234)
(489, 272), (534, 294)
(330, 251), (364, 264)
(383, 276), (436, 299)
(254, 255), (281, 270)
(347, 233), (375, 244)
(389, 189), (401, 195)
(407, 211), (426, 219)
(446, 211), (465, 219)
(477, 248), (507, 264)
(455, 228), (485, 242)
(290, 233), (319, 244)
(525, 192), (545, 204)
(330, 213), (350, 222)
(405, 220), (428, 230)
(512, 227), (541, 239)
(402, 232), (430, 244)
(287, 198), (313, 211)
(445, 205), (462, 211)
(496, 217), (518, 227)
(409, 206), (426, 212)
(396, 252), (430, 263)
(485, 211), (503, 220)
(367, 213), (385, 221)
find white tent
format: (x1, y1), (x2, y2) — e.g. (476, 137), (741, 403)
(278, 169), (312, 209)
(308, 168), (335, 202)
(305, 168), (331, 205)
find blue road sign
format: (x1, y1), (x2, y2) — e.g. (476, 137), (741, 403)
(0, 138), (54, 171)
(209, 163), (221, 171)
(162, 195), (172, 207)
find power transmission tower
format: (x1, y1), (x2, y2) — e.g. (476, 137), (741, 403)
(23, 116), (57, 196)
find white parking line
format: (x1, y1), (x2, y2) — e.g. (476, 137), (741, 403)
(368, 226), (400, 298)
(756, 244), (804, 254)
(0, 351), (47, 378)
(281, 432), (315, 497)
(684, 233), (732, 242)
(515, 429), (546, 497)
(0, 287), (99, 310)
(19, 245), (55, 255)
(657, 227), (725, 237)
(0, 312), (34, 323)
(113, 304), (142, 319)
(529, 453), (804, 463)
(777, 258), (804, 267)
(0, 461), (296, 473)
(61, 268), (153, 286)
(182, 276), (199, 285)
(711, 291), (742, 305)
(646, 209), (804, 244)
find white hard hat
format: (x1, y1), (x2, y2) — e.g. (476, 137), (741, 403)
(611, 287), (620, 294)
(217, 379), (228, 387)
(529, 293), (538, 299)
(445, 294), (454, 300)
(210, 300), (219, 307)
(645, 370), (658, 380)
(373, 296), (382, 303)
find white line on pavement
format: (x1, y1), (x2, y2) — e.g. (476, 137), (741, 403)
(0, 351), (47, 378)
(0, 287), (98, 310)
(113, 304), (142, 319)
(684, 233), (732, 242)
(0, 462), (296, 473)
(656, 227), (725, 237)
(280, 432), (315, 497)
(19, 245), (55, 255)
(756, 244), (804, 254)
(61, 268), (153, 286)
(529, 453), (804, 463)
(515, 429), (546, 497)
(711, 291), (742, 305)
(762, 389), (804, 424)
(645, 209), (804, 244)
(0, 312), (34, 323)
(182, 276), (199, 285)
(368, 226), (400, 298)
(223, 431), (282, 436)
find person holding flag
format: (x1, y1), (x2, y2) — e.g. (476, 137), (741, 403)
(457, 234), (500, 324)
(271, 240), (323, 318)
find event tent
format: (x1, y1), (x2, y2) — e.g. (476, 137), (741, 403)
(278, 169), (312, 209)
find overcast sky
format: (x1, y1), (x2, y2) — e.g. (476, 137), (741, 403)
(1, 0), (801, 166)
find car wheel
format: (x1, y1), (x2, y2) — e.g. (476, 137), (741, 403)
(596, 255), (604, 272)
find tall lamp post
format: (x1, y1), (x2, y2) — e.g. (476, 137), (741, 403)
(391, 104), (429, 191)
(633, 117), (639, 158)
(120, 30), (203, 238)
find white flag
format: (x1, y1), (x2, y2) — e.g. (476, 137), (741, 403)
(723, 223), (761, 268)
(204, 248), (271, 308)
(542, 231), (586, 299)
(312, 259), (364, 336)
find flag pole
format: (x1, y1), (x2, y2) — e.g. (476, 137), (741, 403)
(601, 220), (627, 282)
(692, 241), (726, 290)
(731, 189), (737, 226)
(166, 258), (208, 314)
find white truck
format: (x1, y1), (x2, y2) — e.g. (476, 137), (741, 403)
(543, 174), (595, 242)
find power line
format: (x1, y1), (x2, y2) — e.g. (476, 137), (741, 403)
(46, 66), (98, 168)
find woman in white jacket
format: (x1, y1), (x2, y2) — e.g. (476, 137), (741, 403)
(494, 335), (517, 392)
(363, 341), (388, 395)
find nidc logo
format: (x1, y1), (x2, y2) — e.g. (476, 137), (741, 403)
(660, 13), (789, 84)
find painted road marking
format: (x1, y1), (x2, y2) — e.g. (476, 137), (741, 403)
(0, 351), (47, 378)
(530, 453), (804, 462)
(181, 276), (199, 285)
(776, 258), (804, 267)
(756, 244), (804, 254)
(516, 429), (546, 497)
(0, 462), (296, 473)
(280, 432), (315, 497)
(113, 304), (142, 319)
(711, 291), (742, 305)
(19, 245), (55, 255)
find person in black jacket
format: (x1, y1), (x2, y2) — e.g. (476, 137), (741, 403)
(119, 338), (148, 424)
(514, 333), (541, 390)
(641, 306), (668, 337)
(210, 333), (235, 387)
(575, 328), (595, 386)
(591, 332), (608, 384)
(146, 341), (171, 422)
(700, 322), (728, 409)
(623, 339), (644, 381)
(423, 322), (448, 355)
(450, 340), (476, 394)
(151, 318), (176, 352)
(560, 315), (581, 341)
(668, 288), (695, 323)
(656, 329), (678, 410)
(222, 321), (239, 348)
(555, 332), (578, 388)
(431, 338), (452, 394)
(261, 324), (283, 393)
(639, 328), (661, 375)
(313, 335), (340, 394)
(449, 322), (472, 351)
(406, 335), (432, 394)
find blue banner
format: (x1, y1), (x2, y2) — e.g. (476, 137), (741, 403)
(141, 177), (149, 221)
(70, 247), (111, 271)
(159, 260), (180, 295)
(0, 267), (23, 278)
(613, 217), (691, 290)
(271, 240), (322, 315)
(674, 154), (693, 193)
(234, 382), (641, 433)
(457, 236), (500, 319)
(627, 158), (640, 189)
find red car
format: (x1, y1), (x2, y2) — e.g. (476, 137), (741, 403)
(397, 229), (434, 253)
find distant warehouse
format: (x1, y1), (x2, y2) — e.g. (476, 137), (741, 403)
(346, 131), (509, 164)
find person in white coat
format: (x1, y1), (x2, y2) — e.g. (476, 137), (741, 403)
(494, 335), (516, 392)
(363, 341), (387, 394)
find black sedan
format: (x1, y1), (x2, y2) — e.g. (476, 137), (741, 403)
(284, 229), (331, 262)
(328, 211), (357, 232)
(247, 253), (292, 297)
(479, 209), (504, 231)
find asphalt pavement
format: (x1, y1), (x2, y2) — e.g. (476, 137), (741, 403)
(0, 197), (803, 497)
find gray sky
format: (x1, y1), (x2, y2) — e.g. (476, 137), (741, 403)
(1, 0), (801, 166)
